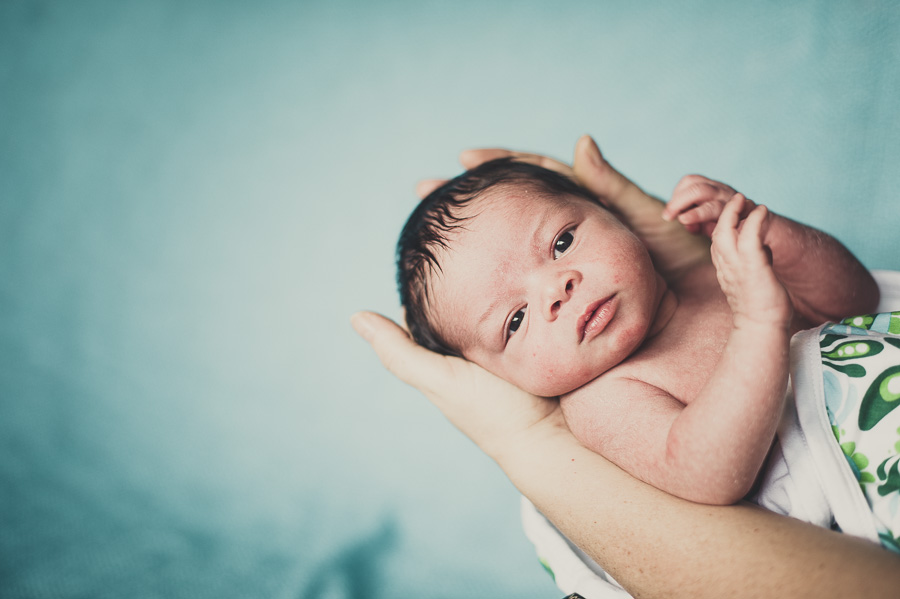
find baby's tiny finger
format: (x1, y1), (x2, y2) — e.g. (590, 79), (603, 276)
(711, 220), (737, 257)
(677, 201), (725, 226)
(665, 181), (710, 219)
(741, 204), (768, 236)
(710, 195), (743, 251)
(719, 193), (745, 228)
(738, 197), (758, 220)
(737, 205), (770, 260)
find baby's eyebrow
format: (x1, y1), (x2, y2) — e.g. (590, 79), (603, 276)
(528, 216), (547, 254)
(474, 299), (501, 347)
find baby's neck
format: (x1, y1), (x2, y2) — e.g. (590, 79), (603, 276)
(647, 286), (678, 339)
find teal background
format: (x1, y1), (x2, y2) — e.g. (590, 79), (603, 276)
(2, 1), (898, 597)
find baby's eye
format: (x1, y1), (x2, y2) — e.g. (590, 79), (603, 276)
(507, 308), (525, 338)
(554, 230), (574, 259)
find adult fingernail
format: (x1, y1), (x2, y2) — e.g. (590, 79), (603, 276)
(351, 312), (374, 341)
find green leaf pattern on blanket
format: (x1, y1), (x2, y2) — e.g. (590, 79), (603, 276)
(823, 361), (867, 377)
(822, 340), (883, 361)
(539, 556), (555, 581)
(879, 530), (900, 554)
(832, 426), (876, 486)
(839, 312), (900, 335)
(820, 333), (846, 348)
(858, 365), (900, 431)
(819, 340), (884, 379)
(822, 340), (883, 378)
(820, 313), (900, 553)
(876, 454), (900, 497)
(842, 314), (876, 329)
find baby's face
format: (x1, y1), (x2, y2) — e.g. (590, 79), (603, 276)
(427, 188), (668, 397)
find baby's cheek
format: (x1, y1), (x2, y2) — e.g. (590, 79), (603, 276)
(618, 323), (646, 349)
(527, 357), (596, 397)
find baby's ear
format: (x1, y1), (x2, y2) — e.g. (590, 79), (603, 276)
(415, 179), (446, 199)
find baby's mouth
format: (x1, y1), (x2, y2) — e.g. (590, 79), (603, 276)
(578, 295), (616, 342)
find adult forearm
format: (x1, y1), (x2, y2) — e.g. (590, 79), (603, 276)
(499, 424), (900, 599)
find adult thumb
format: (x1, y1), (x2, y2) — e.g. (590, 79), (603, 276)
(572, 135), (629, 203)
(351, 311), (444, 392)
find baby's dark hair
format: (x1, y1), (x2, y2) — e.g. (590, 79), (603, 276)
(396, 157), (602, 357)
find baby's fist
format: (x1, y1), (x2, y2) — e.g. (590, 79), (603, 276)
(664, 175), (756, 237)
(711, 196), (791, 329)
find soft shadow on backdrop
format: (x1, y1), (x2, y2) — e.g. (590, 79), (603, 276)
(2, 1), (899, 597)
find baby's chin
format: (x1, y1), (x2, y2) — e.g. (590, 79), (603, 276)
(516, 371), (598, 399)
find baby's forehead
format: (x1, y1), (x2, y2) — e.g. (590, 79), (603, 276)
(478, 181), (565, 208)
(434, 183), (583, 261)
(454, 184), (568, 229)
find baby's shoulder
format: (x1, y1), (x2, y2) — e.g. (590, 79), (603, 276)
(560, 366), (680, 445)
(561, 363), (667, 410)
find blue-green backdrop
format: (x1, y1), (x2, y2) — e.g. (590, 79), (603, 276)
(2, 1), (898, 597)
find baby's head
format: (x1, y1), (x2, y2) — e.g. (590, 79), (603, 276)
(397, 159), (667, 397)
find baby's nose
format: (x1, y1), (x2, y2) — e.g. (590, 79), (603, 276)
(541, 272), (578, 321)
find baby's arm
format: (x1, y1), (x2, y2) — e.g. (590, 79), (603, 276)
(663, 175), (879, 323)
(567, 198), (791, 504)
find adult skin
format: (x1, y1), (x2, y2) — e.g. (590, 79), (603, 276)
(354, 136), (900, 598)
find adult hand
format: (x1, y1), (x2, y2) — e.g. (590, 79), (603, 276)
(350, 311), (567, 461)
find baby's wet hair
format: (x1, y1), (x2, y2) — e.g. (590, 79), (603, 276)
(397, 158), (602, 356)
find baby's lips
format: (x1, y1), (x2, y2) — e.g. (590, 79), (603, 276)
(579, 296), (617, 343)
(577, 300), (601, 341)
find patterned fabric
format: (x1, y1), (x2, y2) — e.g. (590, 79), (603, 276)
(820, 312), (900, 552)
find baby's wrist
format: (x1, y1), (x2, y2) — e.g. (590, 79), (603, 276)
(732, 312), (792, 335)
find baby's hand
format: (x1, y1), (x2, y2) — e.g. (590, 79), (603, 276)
(664, 175), (757, 237)
(711, 195), (792, 330)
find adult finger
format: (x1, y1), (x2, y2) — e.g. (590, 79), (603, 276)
(416, 178), (446, 198)
(572, 135), (648, 213)
(459, 148), (573, 175)
(351, 311), (451, 394)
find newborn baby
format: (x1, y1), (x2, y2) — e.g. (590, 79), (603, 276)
(397, 157), (878, 504)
